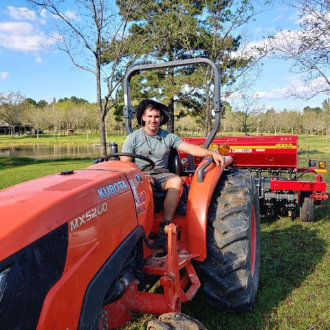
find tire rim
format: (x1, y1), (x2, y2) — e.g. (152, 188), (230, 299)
(250, 204), (257, 277)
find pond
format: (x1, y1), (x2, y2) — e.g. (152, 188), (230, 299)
(0, 144), (114, 159)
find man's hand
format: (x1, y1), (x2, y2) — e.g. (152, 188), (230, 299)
(178, 141), (225, 167)
(211, 151), (225, 167)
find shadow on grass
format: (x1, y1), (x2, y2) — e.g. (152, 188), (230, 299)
(181, 223), (326, 330)
(0, 156), (46, 170)
(298, 149), (326, 155)
(0, 156), (94, 171)
(314, 198), (330, 221)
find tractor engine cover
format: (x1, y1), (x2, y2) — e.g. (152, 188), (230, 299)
(0, 160), (153, 329)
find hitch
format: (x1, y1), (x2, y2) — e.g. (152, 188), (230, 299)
(100, 224), (200, 329)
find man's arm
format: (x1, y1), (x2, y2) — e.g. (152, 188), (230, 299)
(120, 134), (133, 162)
(178, 141), (225, 166)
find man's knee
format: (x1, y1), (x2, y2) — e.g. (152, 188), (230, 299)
(164, 175), (182, 190)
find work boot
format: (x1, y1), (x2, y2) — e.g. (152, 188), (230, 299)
(159, 219), (171, 235)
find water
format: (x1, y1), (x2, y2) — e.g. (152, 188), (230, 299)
(0, 144), (105, 159)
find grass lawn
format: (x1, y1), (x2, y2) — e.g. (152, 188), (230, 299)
(0, 157), (94, 189)
(0, 132), (127, 147)
(0, 134), (329, 329)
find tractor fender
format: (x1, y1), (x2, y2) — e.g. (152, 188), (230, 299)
(185, 156), (233, 261)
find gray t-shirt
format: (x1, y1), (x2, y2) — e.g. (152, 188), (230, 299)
(121, 128), (182, 172)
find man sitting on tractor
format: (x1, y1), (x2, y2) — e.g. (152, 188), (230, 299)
(120, 99), (224, 232)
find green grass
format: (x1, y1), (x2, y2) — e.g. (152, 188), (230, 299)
(0, 132), (127, 147)
(0, 134), (329, 329)
(0, 157), (93, 189)
(123, 215), (330, 330)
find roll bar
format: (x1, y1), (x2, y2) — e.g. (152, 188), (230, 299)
(123, 58), (223, 149)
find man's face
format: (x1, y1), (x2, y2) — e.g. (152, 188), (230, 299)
(142, 107), (163, 133)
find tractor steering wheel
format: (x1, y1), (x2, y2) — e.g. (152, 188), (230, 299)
(102, 152), (155, 171)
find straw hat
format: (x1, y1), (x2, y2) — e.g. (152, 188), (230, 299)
(136, 99), (169, 126)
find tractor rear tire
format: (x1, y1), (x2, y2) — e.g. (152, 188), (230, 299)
(200, 169), (260, 312)
(299, 192), (314, 222)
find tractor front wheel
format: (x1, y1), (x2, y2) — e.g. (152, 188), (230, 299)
(200, 169), (260, 312)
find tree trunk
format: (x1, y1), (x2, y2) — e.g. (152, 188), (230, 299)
(99, 113), (107, 156)
(96, 58), (107, 157)
(167, 97), (175, 133)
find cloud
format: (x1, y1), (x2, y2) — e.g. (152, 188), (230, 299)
(231, 39), (268, 59)
(40, 8), (48, 18)
(0, 72), (9, 80)
(295, 11), (330, 26)
(231, 29), (306, 60)
(35, 56), (42, 63)
(224, 92), (242, 99)
(53, 10), (80, 21)
(7, 6), (37, 21)
(0, 22), (55, 52)
(253, 88), (288, 100)
(288, 76), (330, 97)
(253, 75), (329, 100)
(64, 10), (80, 21)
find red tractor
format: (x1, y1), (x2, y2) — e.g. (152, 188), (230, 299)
(0, 59), (260, 329)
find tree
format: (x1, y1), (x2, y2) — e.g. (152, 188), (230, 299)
(25, 98), (37, 107)
(301, 110), (318, 135)
(0, 92), (26, 136)
(24, 104), (47, 138)
(28, 0), (146, 156)
(269, 0), (330, 99)
(264, 108), (282, 135)
(116, 0), (204, 132)
(279, 110), (301, 134)
(230, 94), (262, 135)
(194, 0), (267, 135)
(321, 98), (330, 141)
(58, 96), (89, 104)
(37, 100), (48, 108)
(116, 0), (264, 134)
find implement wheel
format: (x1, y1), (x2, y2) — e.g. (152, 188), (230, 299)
(200, 169), (260, 312)
(299, 192), (314, 222)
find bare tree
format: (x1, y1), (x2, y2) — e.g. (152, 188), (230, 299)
(230, 94), (262, 135)
(0, 92), (26, 137)
(279, 110), (301, 134)
(321, 98), (330, 141)
(27, 0), (146, 156)
(268, 0), (330, 99)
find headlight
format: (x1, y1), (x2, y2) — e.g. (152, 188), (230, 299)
(309, 160), (317, 167)
(319, 161), (326, 169)
(218, 144), (231, 155)
(0, 268), (10, 303)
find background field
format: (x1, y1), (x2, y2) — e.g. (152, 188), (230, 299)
(0, 134), (329, 329)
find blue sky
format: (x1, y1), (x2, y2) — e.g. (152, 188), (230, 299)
(0, 1), (328, 111)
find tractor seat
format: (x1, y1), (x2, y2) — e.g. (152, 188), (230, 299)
(167, 148), (182, 176)
(153, 148), (187, 213)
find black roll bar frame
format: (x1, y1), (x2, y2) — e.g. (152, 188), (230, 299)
(123, 58), (222, 149)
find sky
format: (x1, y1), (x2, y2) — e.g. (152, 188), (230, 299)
(0, 1), (329, 112)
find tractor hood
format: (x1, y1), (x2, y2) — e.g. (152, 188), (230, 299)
(0, 161), (141, 261)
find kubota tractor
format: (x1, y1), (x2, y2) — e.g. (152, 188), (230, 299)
(0, 59), (260, 329)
